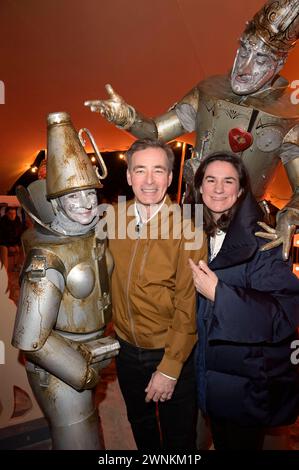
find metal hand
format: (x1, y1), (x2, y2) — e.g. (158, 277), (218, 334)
(84, 84), (135, 128)
(255, 208), (298, 260)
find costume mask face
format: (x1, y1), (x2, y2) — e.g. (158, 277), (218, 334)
(231, 36), (282, 95)
(60, 189), (98, 225)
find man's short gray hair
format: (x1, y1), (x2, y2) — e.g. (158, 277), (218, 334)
(126, 138), (175, 172)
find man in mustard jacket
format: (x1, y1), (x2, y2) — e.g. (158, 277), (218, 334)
(105, 138), (206, 450)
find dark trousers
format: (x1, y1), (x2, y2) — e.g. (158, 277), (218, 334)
(115, 337), (197, 450)
(210, 418), (265, 450)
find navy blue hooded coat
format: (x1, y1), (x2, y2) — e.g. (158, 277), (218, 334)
(196, 192), (299, 427)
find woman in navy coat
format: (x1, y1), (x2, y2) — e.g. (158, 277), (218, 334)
(189, 152), (299, 450)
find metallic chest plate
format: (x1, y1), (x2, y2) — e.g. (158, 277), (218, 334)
(66, 262), (95, 299)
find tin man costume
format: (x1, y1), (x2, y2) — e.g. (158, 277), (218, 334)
(12, 112), (119, 450)
(85, 0), (299, 260)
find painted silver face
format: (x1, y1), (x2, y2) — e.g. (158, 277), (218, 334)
(60, 189), (98, 224)
(231, 36), (282, 95)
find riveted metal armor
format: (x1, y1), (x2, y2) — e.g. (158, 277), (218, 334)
(181, 75), (299, 202)
(12, 112), (118, 450)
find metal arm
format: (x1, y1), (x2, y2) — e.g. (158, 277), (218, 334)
(284, 157), (299, 212)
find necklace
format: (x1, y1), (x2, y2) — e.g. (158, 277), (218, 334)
(135, 197), (166, 225)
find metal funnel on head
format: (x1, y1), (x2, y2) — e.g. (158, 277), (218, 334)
(46, 111), (107, 199)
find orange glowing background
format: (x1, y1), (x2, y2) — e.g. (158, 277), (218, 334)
(0, 0), (299, 197)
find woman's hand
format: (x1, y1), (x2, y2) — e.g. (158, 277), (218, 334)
(189, 259), (218, 301)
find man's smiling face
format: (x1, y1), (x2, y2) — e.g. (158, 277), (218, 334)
(126, 147), (172, 207)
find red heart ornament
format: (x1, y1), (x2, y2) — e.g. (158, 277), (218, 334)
(228, 128), (253, 153)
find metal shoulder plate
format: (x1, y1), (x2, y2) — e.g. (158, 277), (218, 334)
(179, 85), (200, 109)
(20, 248), (66, 282)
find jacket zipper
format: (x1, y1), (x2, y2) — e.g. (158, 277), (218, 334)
(139, 239), (149, 279)
(126, 238), (140, 346)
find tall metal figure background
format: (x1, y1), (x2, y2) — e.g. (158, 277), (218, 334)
(85, 0), (299, 261)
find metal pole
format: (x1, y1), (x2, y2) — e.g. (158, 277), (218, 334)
(176, 142), (187, 203)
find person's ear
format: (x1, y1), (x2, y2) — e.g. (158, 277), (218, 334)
(200, 186), (203, 194)
(238, 188), (243, 198)
(167, 171), (173, 187)
(126, 169), (132, 186)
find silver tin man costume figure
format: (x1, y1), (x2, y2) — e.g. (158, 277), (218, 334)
(85, 0), (299, 260)
(12, 112), (119, 450)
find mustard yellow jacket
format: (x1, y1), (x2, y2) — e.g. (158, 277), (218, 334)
(107, 196), (207, 378)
